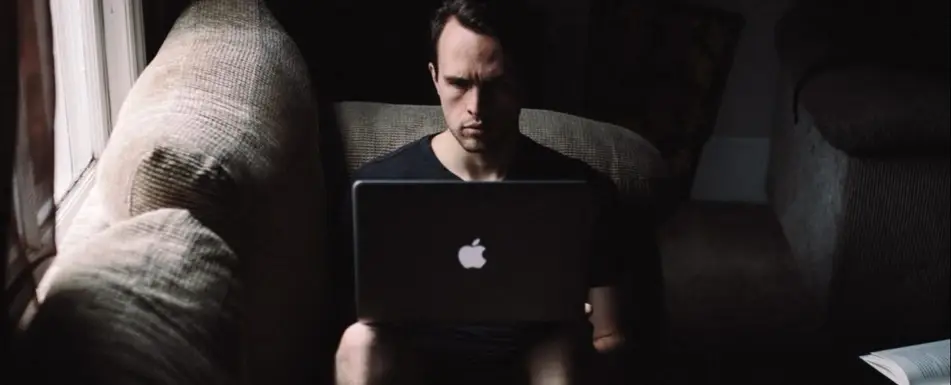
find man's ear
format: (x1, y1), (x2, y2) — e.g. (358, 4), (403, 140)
(428, 62), (438, 88)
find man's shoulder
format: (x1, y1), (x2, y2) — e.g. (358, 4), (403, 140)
(352, 137), (430, 180)
(519, 137), (616, 187)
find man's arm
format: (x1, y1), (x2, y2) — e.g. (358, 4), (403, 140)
(586, 173), (627, 353)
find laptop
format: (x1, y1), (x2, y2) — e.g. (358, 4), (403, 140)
(352, 180), (597, 324)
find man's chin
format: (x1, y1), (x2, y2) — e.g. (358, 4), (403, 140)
(450, 130), (486, 151)
(459, 138), (487, 153)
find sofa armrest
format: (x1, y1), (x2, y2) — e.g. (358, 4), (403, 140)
(22, 209), (241, 385)
(776, 1), (950, 157)
(798, 67), (949, 156)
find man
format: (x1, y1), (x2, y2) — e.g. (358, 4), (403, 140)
(335, 1), (625, 383)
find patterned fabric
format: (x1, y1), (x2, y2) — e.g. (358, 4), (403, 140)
(768, 78), (950, 353)
(96, 0), (316, 226)
(333, 101), (667, 206)
(36, 0), (331, 383)
(18, 209), (241, 385)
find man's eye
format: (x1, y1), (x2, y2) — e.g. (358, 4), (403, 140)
(448, 79), (471, 89)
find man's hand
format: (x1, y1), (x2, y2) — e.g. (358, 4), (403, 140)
(593, 331), (625, 352)
(587, 287), (625, 353)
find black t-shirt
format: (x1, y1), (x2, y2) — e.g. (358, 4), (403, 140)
(335, 134), (625, 364)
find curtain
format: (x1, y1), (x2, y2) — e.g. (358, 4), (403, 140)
(4, 0), (57, 340)
(2, 0), (19, 360)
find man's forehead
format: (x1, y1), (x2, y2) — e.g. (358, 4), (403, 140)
(436, 17), (505, 76)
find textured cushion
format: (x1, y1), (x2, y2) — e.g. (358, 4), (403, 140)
(21, 209), (241, 385)
(56, 183), (110, 253)
(333, 101), (666, 204)
(88, 1), (330, 383)
(96, 0), (317, 225)
(768, 89), (950, 353)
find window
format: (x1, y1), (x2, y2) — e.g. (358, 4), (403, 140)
(6, 0), (145, 326)
(50, 0), (146, 239)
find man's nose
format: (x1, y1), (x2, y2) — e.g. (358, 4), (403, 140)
(466, 87), (486, 117)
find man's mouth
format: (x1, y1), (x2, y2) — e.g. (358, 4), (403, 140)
(462, 125), (484, 135)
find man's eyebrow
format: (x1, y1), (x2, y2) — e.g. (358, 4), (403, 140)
(444, 75), (473, 85)
(444, 74), (503, 85)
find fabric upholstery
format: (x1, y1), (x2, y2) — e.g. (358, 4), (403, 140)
(96, 0), (316, 225)
(38, 0), (331, 383)
(768, 77), (950, 353)
(770, 1), (950, 353)
(56, 184), (110, 253)
(20, 209), (241, 385)
(38, 184), (110, 301)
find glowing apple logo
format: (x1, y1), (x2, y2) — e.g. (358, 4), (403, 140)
(458, 238), (487, 269)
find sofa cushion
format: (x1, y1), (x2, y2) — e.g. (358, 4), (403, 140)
(332, 101), (666, 204)
(21, 209), (240, 385)
(96, 0), (318, 225)
(91, 1), (330, 383)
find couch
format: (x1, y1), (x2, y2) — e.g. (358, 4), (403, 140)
(26, 0), (329, 384)
(18, 0), (669, 384)
(767, 0), (949, 354)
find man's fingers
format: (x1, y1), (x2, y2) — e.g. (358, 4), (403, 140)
(584, 302), (592, 315)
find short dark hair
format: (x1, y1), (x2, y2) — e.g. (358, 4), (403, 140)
(429, 0), (538, 78)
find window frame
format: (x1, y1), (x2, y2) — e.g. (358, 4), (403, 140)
(49, 0), (145, 242)
(6, 0), (146, 323)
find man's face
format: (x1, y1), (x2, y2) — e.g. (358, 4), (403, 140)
(429, 17), (522, 153)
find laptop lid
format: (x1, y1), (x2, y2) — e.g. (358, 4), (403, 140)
(353, 180), (596, 323)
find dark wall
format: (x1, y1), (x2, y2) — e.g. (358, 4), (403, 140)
(146, 0), (607, 114)
(146, 1), (455, 106)
(292, 0), (445, 106)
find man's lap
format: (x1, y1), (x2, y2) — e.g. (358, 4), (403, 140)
(367, 323), (591, 383)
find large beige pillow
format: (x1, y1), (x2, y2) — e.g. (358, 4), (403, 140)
(21, 209), (240, 385)
(88, 1), (329, 383)
(96, 0), (319, 225)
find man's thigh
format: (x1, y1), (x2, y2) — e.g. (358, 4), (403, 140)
(372, 323), (591, 384)
(372, 324), (521, 385)
(358, 324), (431, 385)
(517, 322), (597, 384)
(411, 326), (524, 385)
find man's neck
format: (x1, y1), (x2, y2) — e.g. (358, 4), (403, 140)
(432, 130), (517, 181)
